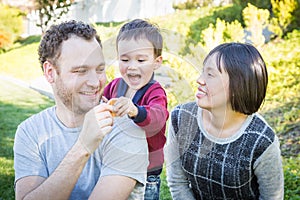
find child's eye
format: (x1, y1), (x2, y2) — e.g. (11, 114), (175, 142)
(121, 59), (128, 62)
(138, 59), (145, 63)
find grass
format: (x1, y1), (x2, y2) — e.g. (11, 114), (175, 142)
(0, 79), (54, 200)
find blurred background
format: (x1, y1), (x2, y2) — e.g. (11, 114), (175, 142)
(0, 0), (299, 199)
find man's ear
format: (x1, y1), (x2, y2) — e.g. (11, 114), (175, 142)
(43, 61), (55, 83)
(154, 56), (163, 70)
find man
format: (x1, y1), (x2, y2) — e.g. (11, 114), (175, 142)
(13, 20), (148, 200)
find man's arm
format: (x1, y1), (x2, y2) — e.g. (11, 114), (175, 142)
(89, 116), (149, 199)
(15, 104), (113, 200)
(89, 175), (136, 200)
(16, 142), (90, 200)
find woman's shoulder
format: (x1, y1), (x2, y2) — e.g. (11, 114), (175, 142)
(171, 101), (198, 116)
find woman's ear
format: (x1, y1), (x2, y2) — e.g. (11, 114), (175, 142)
(43, 61), (55, 83)
(154, 56), (163, 70)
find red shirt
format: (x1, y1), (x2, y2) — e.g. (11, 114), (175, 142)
(104, 77), (169, 173)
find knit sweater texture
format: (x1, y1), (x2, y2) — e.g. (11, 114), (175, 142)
(166, 102), (284, 200)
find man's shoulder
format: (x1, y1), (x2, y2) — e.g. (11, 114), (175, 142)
(102, 116), (147, 150)
(20, 106), (55, 126)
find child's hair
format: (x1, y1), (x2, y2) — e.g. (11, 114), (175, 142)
(116, 19), (163, 57)
(203, 42), (268, 115)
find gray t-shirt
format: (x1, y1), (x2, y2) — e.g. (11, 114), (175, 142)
(14, 106), (149, 200)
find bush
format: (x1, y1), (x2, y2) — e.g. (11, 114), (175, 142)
(188, 4), (243, 44)
(173, 0), (201, 10)
(0, 29), (13, 52)
(270, 0), (298, 38)
(0, 4), (24, 51)
(201, 18), (244, 51)
(233, 0), (271, 9)
(243, 3), (270, 46)
(283, 156), (300, 199)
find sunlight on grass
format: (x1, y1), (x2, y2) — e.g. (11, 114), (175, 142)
(0, 78), (54, 199)
(0, 43), (43, 81)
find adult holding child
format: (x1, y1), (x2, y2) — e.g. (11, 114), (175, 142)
(165, 42), (284, 199)
(13, 20), (148, 200)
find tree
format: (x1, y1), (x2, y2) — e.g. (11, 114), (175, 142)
(34, 0), (74, 33)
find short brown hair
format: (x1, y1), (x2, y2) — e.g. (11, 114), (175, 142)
(38, 20), (102, 71)
(203, 43), (268, 115)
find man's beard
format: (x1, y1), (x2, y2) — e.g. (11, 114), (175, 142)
(55, 77), (91, 115)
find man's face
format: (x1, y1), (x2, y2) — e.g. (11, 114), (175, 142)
(53, 36), (106, 115)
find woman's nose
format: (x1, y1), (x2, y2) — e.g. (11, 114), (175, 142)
(197, 74), (205, 85)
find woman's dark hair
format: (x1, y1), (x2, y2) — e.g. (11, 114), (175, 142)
(203, 42), (268, 114)
(38, 20), (102, 71)
(116, 19), (163, 57)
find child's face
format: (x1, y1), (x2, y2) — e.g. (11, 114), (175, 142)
(117, 38), (162, 90)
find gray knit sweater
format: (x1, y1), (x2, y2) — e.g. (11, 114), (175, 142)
(165, 102), (284, 200)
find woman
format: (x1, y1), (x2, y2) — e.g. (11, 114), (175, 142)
(165, 43), (284, 200)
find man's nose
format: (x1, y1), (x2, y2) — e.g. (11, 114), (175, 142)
(87, 71), (100, 86)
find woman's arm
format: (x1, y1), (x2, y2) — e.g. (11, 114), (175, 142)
(165, 120), (196, 200)
(254, 136), (284, 200)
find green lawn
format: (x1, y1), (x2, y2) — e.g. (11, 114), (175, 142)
(0, 79), (54, 200)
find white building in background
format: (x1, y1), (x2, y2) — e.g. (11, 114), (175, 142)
(24, 0), (175, 36)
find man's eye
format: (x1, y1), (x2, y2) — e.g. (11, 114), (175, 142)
(97, 68), (105, 73)
(74, 69), (87, 73)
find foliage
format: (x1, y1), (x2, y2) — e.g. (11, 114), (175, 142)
(0, 29), (13, 52)
(242, 3), (270, 46)
(0, 4), (24, 51)
(260, 30), (300, 158)
(201, 18), (244, 51)
(188, 4), (243, 44)
(283, 155), (300, 199)
(34, 0), (74, 33)
(270, 0), (298, 38)
(173, 0), (201, 10)
(232, 0), (271, 9)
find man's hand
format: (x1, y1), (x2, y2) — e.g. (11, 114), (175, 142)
(78, 104), (114, 154)
(108, 97), (138, 118)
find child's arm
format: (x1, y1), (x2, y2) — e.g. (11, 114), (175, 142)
(109, 84), (168, 136)
(131, 84), (168, 136)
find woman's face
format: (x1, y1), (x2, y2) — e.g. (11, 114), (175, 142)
(196, 53), (231, 112)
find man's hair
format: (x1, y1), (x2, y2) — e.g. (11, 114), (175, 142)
(38, 20), (102, 70)
(203, 42), (268, 115)
(116, 19), (163, 57)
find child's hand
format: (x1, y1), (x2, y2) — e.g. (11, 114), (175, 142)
(108, 97), (138, 118)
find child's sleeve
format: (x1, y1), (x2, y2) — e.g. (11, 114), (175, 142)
(133, 83), (169, 137)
